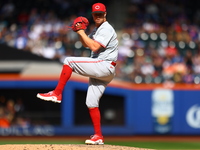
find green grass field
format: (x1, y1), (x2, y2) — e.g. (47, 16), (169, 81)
(107, 141), (200, 150)
(0, 139), (200, 150)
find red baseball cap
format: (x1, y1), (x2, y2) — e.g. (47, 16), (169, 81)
(92, 3), (106, 13)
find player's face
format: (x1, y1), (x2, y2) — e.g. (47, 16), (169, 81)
(92, 12), (106, 26)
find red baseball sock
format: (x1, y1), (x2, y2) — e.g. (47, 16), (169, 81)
(54, 65), (72, 95)
(89, 107), (102, 136)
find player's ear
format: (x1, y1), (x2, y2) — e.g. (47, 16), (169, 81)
(104, 12), (107, 18)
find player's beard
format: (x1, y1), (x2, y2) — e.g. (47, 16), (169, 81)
(95, 18), (106, 27)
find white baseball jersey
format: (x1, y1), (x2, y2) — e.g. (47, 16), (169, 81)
(64, 21), (118, 108)
(89, 21), (118, 62)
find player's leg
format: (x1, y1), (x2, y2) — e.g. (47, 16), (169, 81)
(64, 57), (115, 79)
(63, 57), (115, 144)
(36, 56), (101, 103)
(85, 78), (110, 145)
(54, 65), (72, 95)
(37, 56), (115, 103)
(37, 64), (72, 103)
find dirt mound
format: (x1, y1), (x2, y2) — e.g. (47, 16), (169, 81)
(0, 144), (154, 150)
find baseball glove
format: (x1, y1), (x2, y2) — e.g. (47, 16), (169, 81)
(71, 16), (89, 32)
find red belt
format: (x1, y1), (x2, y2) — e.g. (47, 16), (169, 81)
(111, 61), (116, 67)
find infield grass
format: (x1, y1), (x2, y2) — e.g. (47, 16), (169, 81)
(106, 141), (200, 150)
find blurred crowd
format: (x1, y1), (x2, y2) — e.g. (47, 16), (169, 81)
(117, 0), (200, 84)
(0, 96), (29, 128)
(0, 0), (200, 84)
(0, 0), (100, 62)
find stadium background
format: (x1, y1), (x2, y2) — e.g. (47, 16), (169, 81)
(1, 0), (200, 149)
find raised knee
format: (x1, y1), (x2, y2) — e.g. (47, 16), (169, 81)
(64, 57), (70, 65)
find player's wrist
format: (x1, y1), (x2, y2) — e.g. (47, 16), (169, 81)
(77, 29), (85, 34)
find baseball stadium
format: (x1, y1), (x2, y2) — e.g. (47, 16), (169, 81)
(0, 0), (200, 150)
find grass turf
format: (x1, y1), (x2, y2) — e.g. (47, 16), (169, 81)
(106, 141), (200, 149)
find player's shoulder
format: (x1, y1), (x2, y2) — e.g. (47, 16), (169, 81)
(101, 21), (115, 31)
(102, 21), (112, 27)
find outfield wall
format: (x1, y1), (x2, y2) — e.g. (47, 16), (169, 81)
(0, 78), (200, 136)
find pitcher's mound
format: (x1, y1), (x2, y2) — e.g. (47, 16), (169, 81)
(0, 144), (154, 150)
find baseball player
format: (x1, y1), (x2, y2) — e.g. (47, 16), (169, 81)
(37, 3), (118, 145)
